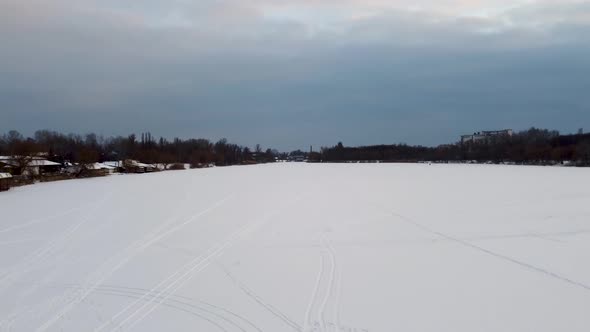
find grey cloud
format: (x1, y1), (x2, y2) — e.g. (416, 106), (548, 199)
(1, 0), (590, 150)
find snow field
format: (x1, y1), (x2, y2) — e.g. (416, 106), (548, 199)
(0, 163), (589, 331)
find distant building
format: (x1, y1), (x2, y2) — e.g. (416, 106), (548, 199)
(0, 156), (61, 175)
(287, 155), (306, 162)
(121, 159), (158, 173)
(88, 162), (117, 174)
(26, 159), (62, 175)
(0, 173), (12, 191)
(65, 162), (118, 176)
(461, 129), (513, 144)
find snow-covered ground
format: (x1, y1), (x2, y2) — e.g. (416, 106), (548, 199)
(1, 163), (589, 332)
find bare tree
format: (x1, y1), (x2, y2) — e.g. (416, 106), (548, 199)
(75, 147), (99, 177)
(7, 132), (39, 176)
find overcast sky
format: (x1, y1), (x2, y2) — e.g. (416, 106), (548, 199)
(1, 0), (590, 150)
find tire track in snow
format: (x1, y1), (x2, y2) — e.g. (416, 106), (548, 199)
(3, 287), (231, 332)
(95, 290), (229, 332)
(220, 265), (301, 331)
(302, 234), (342, 332)
(322, 236), (342, 332)
(117, 194), (304, 332)
(385, 211), (590, 293)
(0, 193), (112, 295)
(8, 282), (259, 332)
(73, 284), (244, 331)
(302, 249), (325, 332)
(25, 197), (189, 330)
(318, 235), (336, 332)
(0, 201), (97, 235)
(99, 283), (260, 331)
(0, 238), (42, 246)
(0, 195), (112, 330)
(120, 260), (218, 332)
(35, 193), (234, 332)
(332, 270), (343, 332)
(98, 240), (227, 331)
(102, 196), (302, 332)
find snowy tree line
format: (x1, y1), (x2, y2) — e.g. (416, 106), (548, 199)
(2, 127), (590, 172)
(318, 128), (590, 165)
(0, 130), (278, 173)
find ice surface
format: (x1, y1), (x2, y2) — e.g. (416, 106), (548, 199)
(0, 163), (589, 331)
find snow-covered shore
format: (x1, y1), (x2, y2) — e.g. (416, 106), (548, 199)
(1, 163), (589, 331)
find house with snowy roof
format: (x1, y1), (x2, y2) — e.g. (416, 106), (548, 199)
(0, 172), (12, 191)
(0, 156), (61, 176)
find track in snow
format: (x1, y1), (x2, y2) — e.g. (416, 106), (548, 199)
(1, 163), (589, 332)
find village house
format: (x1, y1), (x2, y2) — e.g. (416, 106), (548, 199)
(0, 173), (12, 191)
(89, 162), (117, 174)
(120, 160), (158, 173)
(103, 161), (125, 173)
(461, 129), (514, 144)
(288, 154), (306, 162)
(26, 159), (62, 175)
(0, 156), (61, 176)
(0, 160), (10, 173)
(64, 162), (118, 176)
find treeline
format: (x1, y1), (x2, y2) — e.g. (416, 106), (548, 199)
(318, 128), (590, 165)
(0, 130), (278, 168)
(3, 127), (590, 169)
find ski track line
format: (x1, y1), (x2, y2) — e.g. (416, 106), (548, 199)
(323, 236), (341, 332)
(93, 248), (214, 332)
(12, 200), (137, 328)
(97, 287), (262, 332)
(0, 312), (19, 332)
(318, 235), (336, 332)
(78, 285), (241, 332)
(34, 193), (230, 332)
(0, 280), (73, 332)
(2, 203), (108, 331)
(302, 251), (325, 332)
(63, 189), (196, 291)
(96, 291), (229, 332)
(112, 196), (303, 332)
(34, 193), (234, 332)
(0, 196), (108, 281)
(332, 271), (342, 332)
(0, 238), (41, 246)
(0, 196), (117, 330)
(96, 284), (260, 332)
(117, 206), (288, 332)
(220, 265), (301, 332)
(17, 265), (63, 310)
(30, 209), (177, 326)
(0, 201), (97, 235)
(122, 261), (216, 332)
(11, 282), (257, 332)
(386, 211), (590, 293)
(0, 193), (112, 295)
(442, 229), (590, 243)
(197, 300), (262, 332)
(124, 261), (256, 332)
(91, 195), (238, 332)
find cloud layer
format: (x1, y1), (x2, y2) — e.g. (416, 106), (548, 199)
(1, 0), (590, 149)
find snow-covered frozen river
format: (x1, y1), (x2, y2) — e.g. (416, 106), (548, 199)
(1, 163), (589, 331)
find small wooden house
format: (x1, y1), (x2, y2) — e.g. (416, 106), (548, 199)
(0, 156), (60, 176)
(0, 157), (13, 173)
(27, 159), (61, 175)
(0, 173), (12, 192)
(121, 160), (158, 173)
